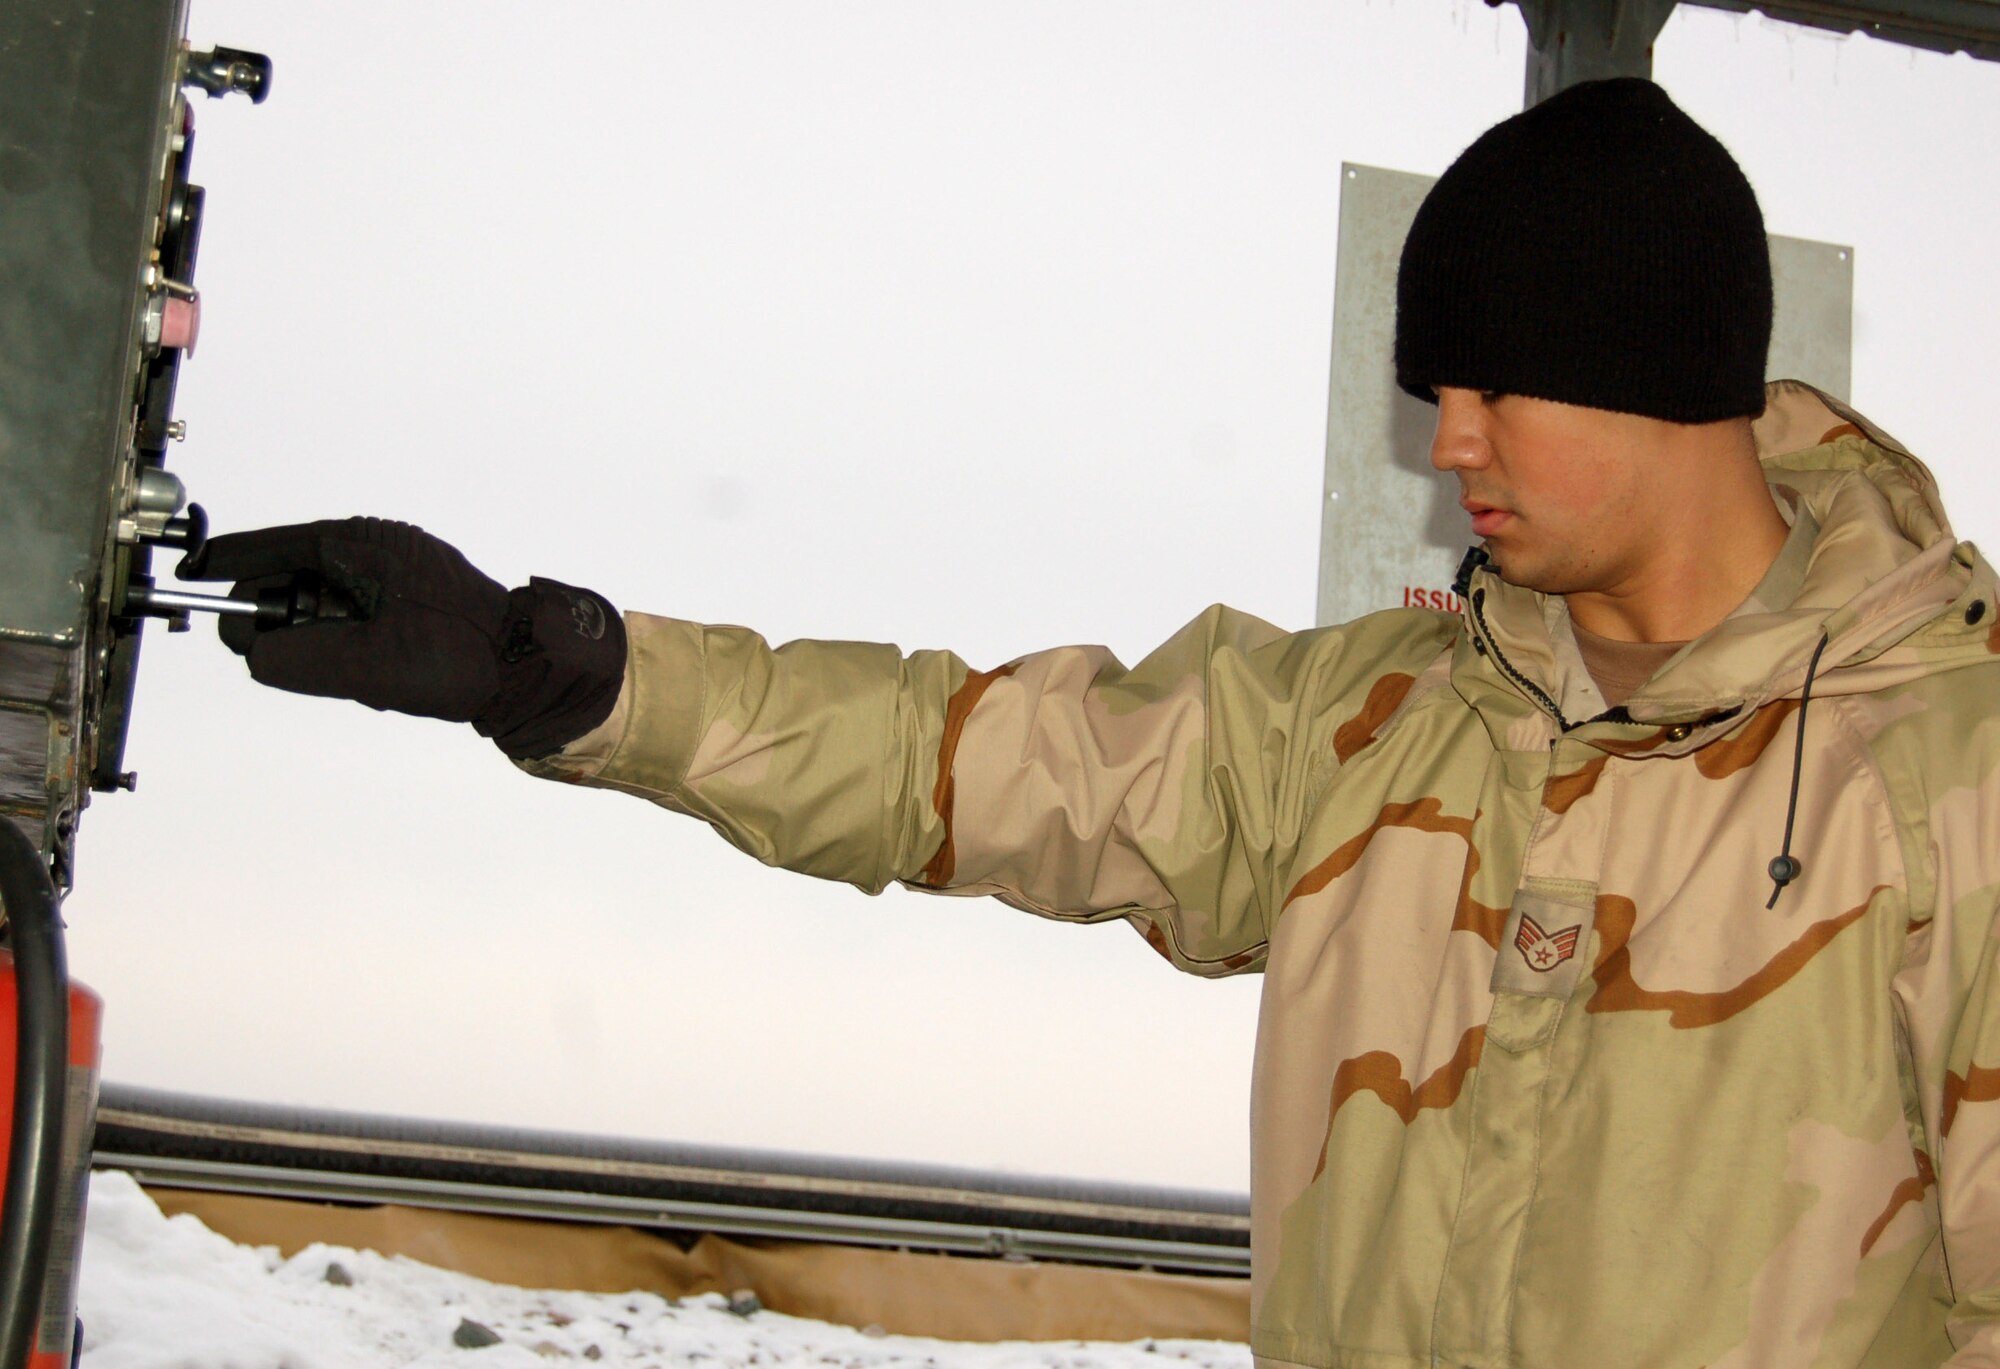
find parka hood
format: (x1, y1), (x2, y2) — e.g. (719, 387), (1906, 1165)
(1456, 380), (1997, 759)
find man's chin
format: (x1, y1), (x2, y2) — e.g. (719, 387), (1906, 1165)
(1483, 545), (1557, 594)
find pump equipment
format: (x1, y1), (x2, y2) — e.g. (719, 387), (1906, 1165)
(0, 4), (269, 1363)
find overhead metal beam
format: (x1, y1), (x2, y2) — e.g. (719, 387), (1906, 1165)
(1686, 0), (2000, 62)
(1494, 0), (2000, 98)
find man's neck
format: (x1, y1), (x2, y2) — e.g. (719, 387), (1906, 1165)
(1565, 424), (1790, 643)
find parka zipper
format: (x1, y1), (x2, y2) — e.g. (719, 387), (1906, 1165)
(1463, 552), (1830, 908)
(1466, 583), (1573, 732)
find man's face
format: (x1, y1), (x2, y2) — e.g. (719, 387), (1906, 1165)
(1428, 387), (1674, 598)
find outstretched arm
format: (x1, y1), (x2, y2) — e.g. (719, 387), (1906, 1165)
(188, 518), (1453, 977)
(523, 604), (1439, 976)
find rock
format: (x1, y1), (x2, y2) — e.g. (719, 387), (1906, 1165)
(861, 1324), (888, 1339)
(453, 1318), (504, 1349)
(583, 1348), (602, 1361)
(322, 1262), (353, 1287)
(726, 1290), (762, 1318)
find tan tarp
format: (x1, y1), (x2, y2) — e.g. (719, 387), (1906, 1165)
(145, 1185), (1250, 1343)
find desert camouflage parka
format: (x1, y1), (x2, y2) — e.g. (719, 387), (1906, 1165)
(527, 381), (2000, 1367)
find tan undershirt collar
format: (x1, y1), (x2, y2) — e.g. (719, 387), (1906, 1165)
(1571, 625), (1689, 711)
(1563, 487), (1819, 712)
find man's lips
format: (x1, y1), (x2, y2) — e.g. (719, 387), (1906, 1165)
(1462, 501), (1512, 536)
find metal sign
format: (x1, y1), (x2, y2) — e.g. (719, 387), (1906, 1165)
(1315, 162), (1854, 627)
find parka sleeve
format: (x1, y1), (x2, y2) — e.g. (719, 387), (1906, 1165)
(1923, 888), (2000, 1362)
(518, 604), (1449, 976)
(1879, 662), (2000, 1362)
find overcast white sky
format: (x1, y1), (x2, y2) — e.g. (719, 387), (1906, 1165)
(61, 2), (2000, 1192)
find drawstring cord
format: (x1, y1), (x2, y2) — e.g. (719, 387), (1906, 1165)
(1765, 631), (1831, 909)
(1458, 542), (1831, 910)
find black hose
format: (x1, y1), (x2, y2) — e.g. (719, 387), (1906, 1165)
(0, 820), (69, 1369)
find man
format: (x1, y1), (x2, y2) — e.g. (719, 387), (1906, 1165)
(184, 80), (2000, 1366)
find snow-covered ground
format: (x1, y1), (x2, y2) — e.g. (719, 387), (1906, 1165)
(76, 1172), (1251, 1369)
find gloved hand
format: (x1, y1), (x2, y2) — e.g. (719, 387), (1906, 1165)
(177, 517), (626, 759)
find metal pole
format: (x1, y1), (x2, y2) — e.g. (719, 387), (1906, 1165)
(1511, 0), (1681, 105)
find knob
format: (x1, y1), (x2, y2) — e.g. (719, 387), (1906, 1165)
(184, 46), (272, 104)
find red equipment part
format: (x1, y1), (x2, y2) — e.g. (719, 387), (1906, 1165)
(0, 958), (99, 1369)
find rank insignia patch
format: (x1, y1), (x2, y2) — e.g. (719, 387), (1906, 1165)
(1491, 887), (1598, 1001)
(1515, 912), (1582, 973)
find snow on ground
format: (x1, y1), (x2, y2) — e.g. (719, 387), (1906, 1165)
(77, 1172), (1251, 1369)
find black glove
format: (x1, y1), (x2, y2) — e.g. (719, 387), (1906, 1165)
(178, 517), (625, 759)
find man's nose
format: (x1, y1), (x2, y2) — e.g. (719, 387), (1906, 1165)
(1429, 387), (1492, 472)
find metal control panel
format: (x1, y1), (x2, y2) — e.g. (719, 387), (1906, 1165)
(0, 2), (268, 885)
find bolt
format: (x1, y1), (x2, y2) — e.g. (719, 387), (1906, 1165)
(165, 419), (186, 441)
(115, 772), (138, 792)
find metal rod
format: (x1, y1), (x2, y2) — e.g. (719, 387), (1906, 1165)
(122, 585), (257, 618)
(0, 821), (69, 1369)
(92, 1153), (1253, 1276)
(94, 1095), (1247, 1234)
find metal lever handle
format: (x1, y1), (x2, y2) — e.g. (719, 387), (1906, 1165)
(122, 577), (358, 628)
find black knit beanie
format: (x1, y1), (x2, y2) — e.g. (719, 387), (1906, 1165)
(1395, 78), (1772, 423)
